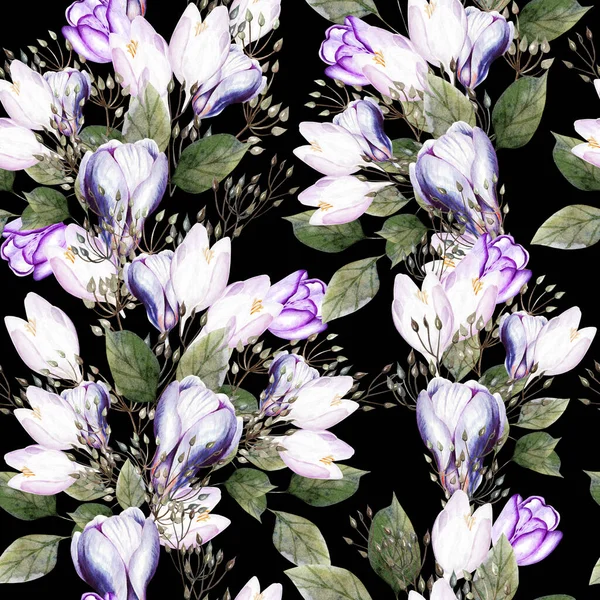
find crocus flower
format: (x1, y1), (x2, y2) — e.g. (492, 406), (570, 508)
(1, 218), (67, 280)
(260, 352), (319, 416)
(110, 16), (172, 98)
(277, 429), (354, 479)
(48, 223), (119, 304)
(409, 579), (455, 600)
(62, 0), (145, 63)
(266, 270), (327, 340)
(192, 44), (266, 119)
(410, 121), (502, 236)
(417, 377), (506, 495)
(5, 292), (82, 381)
(4, 445), (85, 495)
(492, 494), (562, 566)
(572, 81), (600, 168)
(294, 122), (370, 177)
(457, 7), (514, 90)
(299, 176), (390, 225)
(234, 576), (283, 600)
(44, 68), (92, 136)
(0, 118), (51, 171)
(432, 489), (492, 578)
(333, 98), (393, 162)
(15, 382), (110, 450)
(169, 4), (231, 106)
(71, 507), (160, 600)
(408, 0), (468, 76)
(229, 0), (282, 46)
(78, 139), (168, 250)
(319, 16), (428, 98)
(151, 376), (242, 496)
(499, 311), (547, 380)
(201, 275), (283, 348)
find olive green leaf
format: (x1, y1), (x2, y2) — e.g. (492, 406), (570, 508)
(515, 398), (570, 430)
(225, 468), (275, 521)
(219, 385), (258, 416)
(532, 204), (600, 249)
(591, 557), (600, 585)
(473, 534), (519, 600)
(68, 503), (112, 533)
(512, 432), (562, 477)
(124, 83), (170, 152)
(519, 0), (590, 42)
(0, 169), (15, 192)
(79, 126), (124, 151)
(378, 214), (428, 267)
(442, 337), (481, 382)
(273, 511), (331, 566)
(116, 459), (146, 509)
(305, 0), (379, 23)
(286, 565), (373, 600)
(0, 473), (56, 520)
(552, 133), (600, 191)
(22, 187), (69, 229)
(0, 535), (64, 583)
(584, 470), (600, 506)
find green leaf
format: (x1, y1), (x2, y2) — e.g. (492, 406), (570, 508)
(225, 468), (275, 521)
(515, 398), (569, 430)
(492, 73), (547, 149)
(304, 0), (379, 23)
(531, 204), (600, 249)
(25, 158), (65, 185)
(0, 169), (15, 192)
(0, 472), (56, 520)
(591, 557), (600, 585)
(0, 535), (63, 583)
(123, 83), (170, 152)
(173, 133), (248, 194)
(79, 126), (124, 151)
(368, 493), (420, 593)
(176, 327), (231, 391)
(535, 597), (576, 600)
(64, 476), (107, 502)
(512, 432), (562, 477)
(283, 211), (365, 253)
(378, 214), (428, 267)
(322, 257), (380, 323)
(0, 209), (15, 234)
(286, 565), (373, 600)
(473, 535), (519, 600)
(402, 99), (429, 132)
(22, 187), (69, 229)
(68, 503), (112, 533)
(519, 0), (590, 42)
(246, 445), (287, 471)
(365, 186), (410, 217)
(116, 459), (146, 509)
(106, 330), (160, 403)
(424, 73), (476, 137)
(219, 385), (258, 416)
(390, 138), (422, 173)
(442, 337), (481, 381)
(552, 133), (600, 191)
(288, 465), (368, 507)
(584, 470), (600, 506)
(273, 511), (331, 566)
(478, 365), (527, 400)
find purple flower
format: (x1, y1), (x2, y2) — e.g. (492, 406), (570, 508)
(192, 45), (266, 119)
(151, 376), (242, 497)
(1, 218), (67, 280)
(266, 270), (327, 341)
(71, 507), (160, 600)
(63, 381), (111, 449)
(492, 494), (562, 566)
(333, 98), (393, 162)
(499, 311), (547, 380)
(62, 0), (145, 64)
(124, 251), (179, 333)
(457, 7), (514, 90)
(410, 121), (502, 236)
(44, 68), (92, 136)
(417, 377), (506, 495)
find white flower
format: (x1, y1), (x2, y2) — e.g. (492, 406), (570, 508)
(0, 118), (50, 171)
(234, 576), (282, 600)
(409, 579), (456, 600)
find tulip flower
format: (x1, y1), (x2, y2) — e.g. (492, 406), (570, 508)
(5, 292), (82, 381)
(277, 429), (354, 479)
(0, 118), (51, 171)
(333, 98), (393, 162)
(153, 485), (230, 549)
(457, 7), (514, 90)
(409, 579), (455, 600)
(234, 576), (283, 600)
(44, 68), (92, 136)
(4, 445), (85, 495)
(298, 176), (391, 225)
(169, 4), (231, 106)
(1, 218), (67, 280)
(432, 489), (492, 578)
(260, 352), (319, 416)
(408, 0), (468, 76)
(499, 311), (547, 380)
(492, 494), (562, 566)
(151, 376), (242, 496)
(192, 44), (266, 119)
(62, 0), (145, 63)
(48, 224), (119, 304)
(71, 507), (160, 600)
(319, 16), (428, 98)
(417, 377), (506, 495)
(201, 275), (283, 348)
(229, 0), (282, 46)
(410, 121), (502, 236)
(266, 270), (327, 340)
(78, 139), (168, 250)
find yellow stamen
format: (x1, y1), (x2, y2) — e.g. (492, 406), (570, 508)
(464, 513), (476, 530)
(195, 21), (208, 36)
(330, 394), (343, 407)
(588, 137), (600, 149)
(252, 594), (264, 600)
(10, 81), (21, 95)
(126, 39), (139, 58)
(373, 50), (386, 67)
(472, 277), (484, 295)
(250, 298), (264, 315)
(203, 247), (215, 264)
(424, 1), (437, 17)
(570, 328), (580, 342)
(416, 290), (429, 304)
(443, 257), (456, 268)
(318, 201), (334, 211)
(196, 510), (211, 522)
(25, 318), (37, 336)
(319, 455), (334, 466)
(32, 406), (42, 420)
(310, 140), (323, 153)
(64, 247), (76, 264)
(21, 467), (35, 478)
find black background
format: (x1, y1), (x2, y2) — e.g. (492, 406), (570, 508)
(0, 1), (599, 598)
